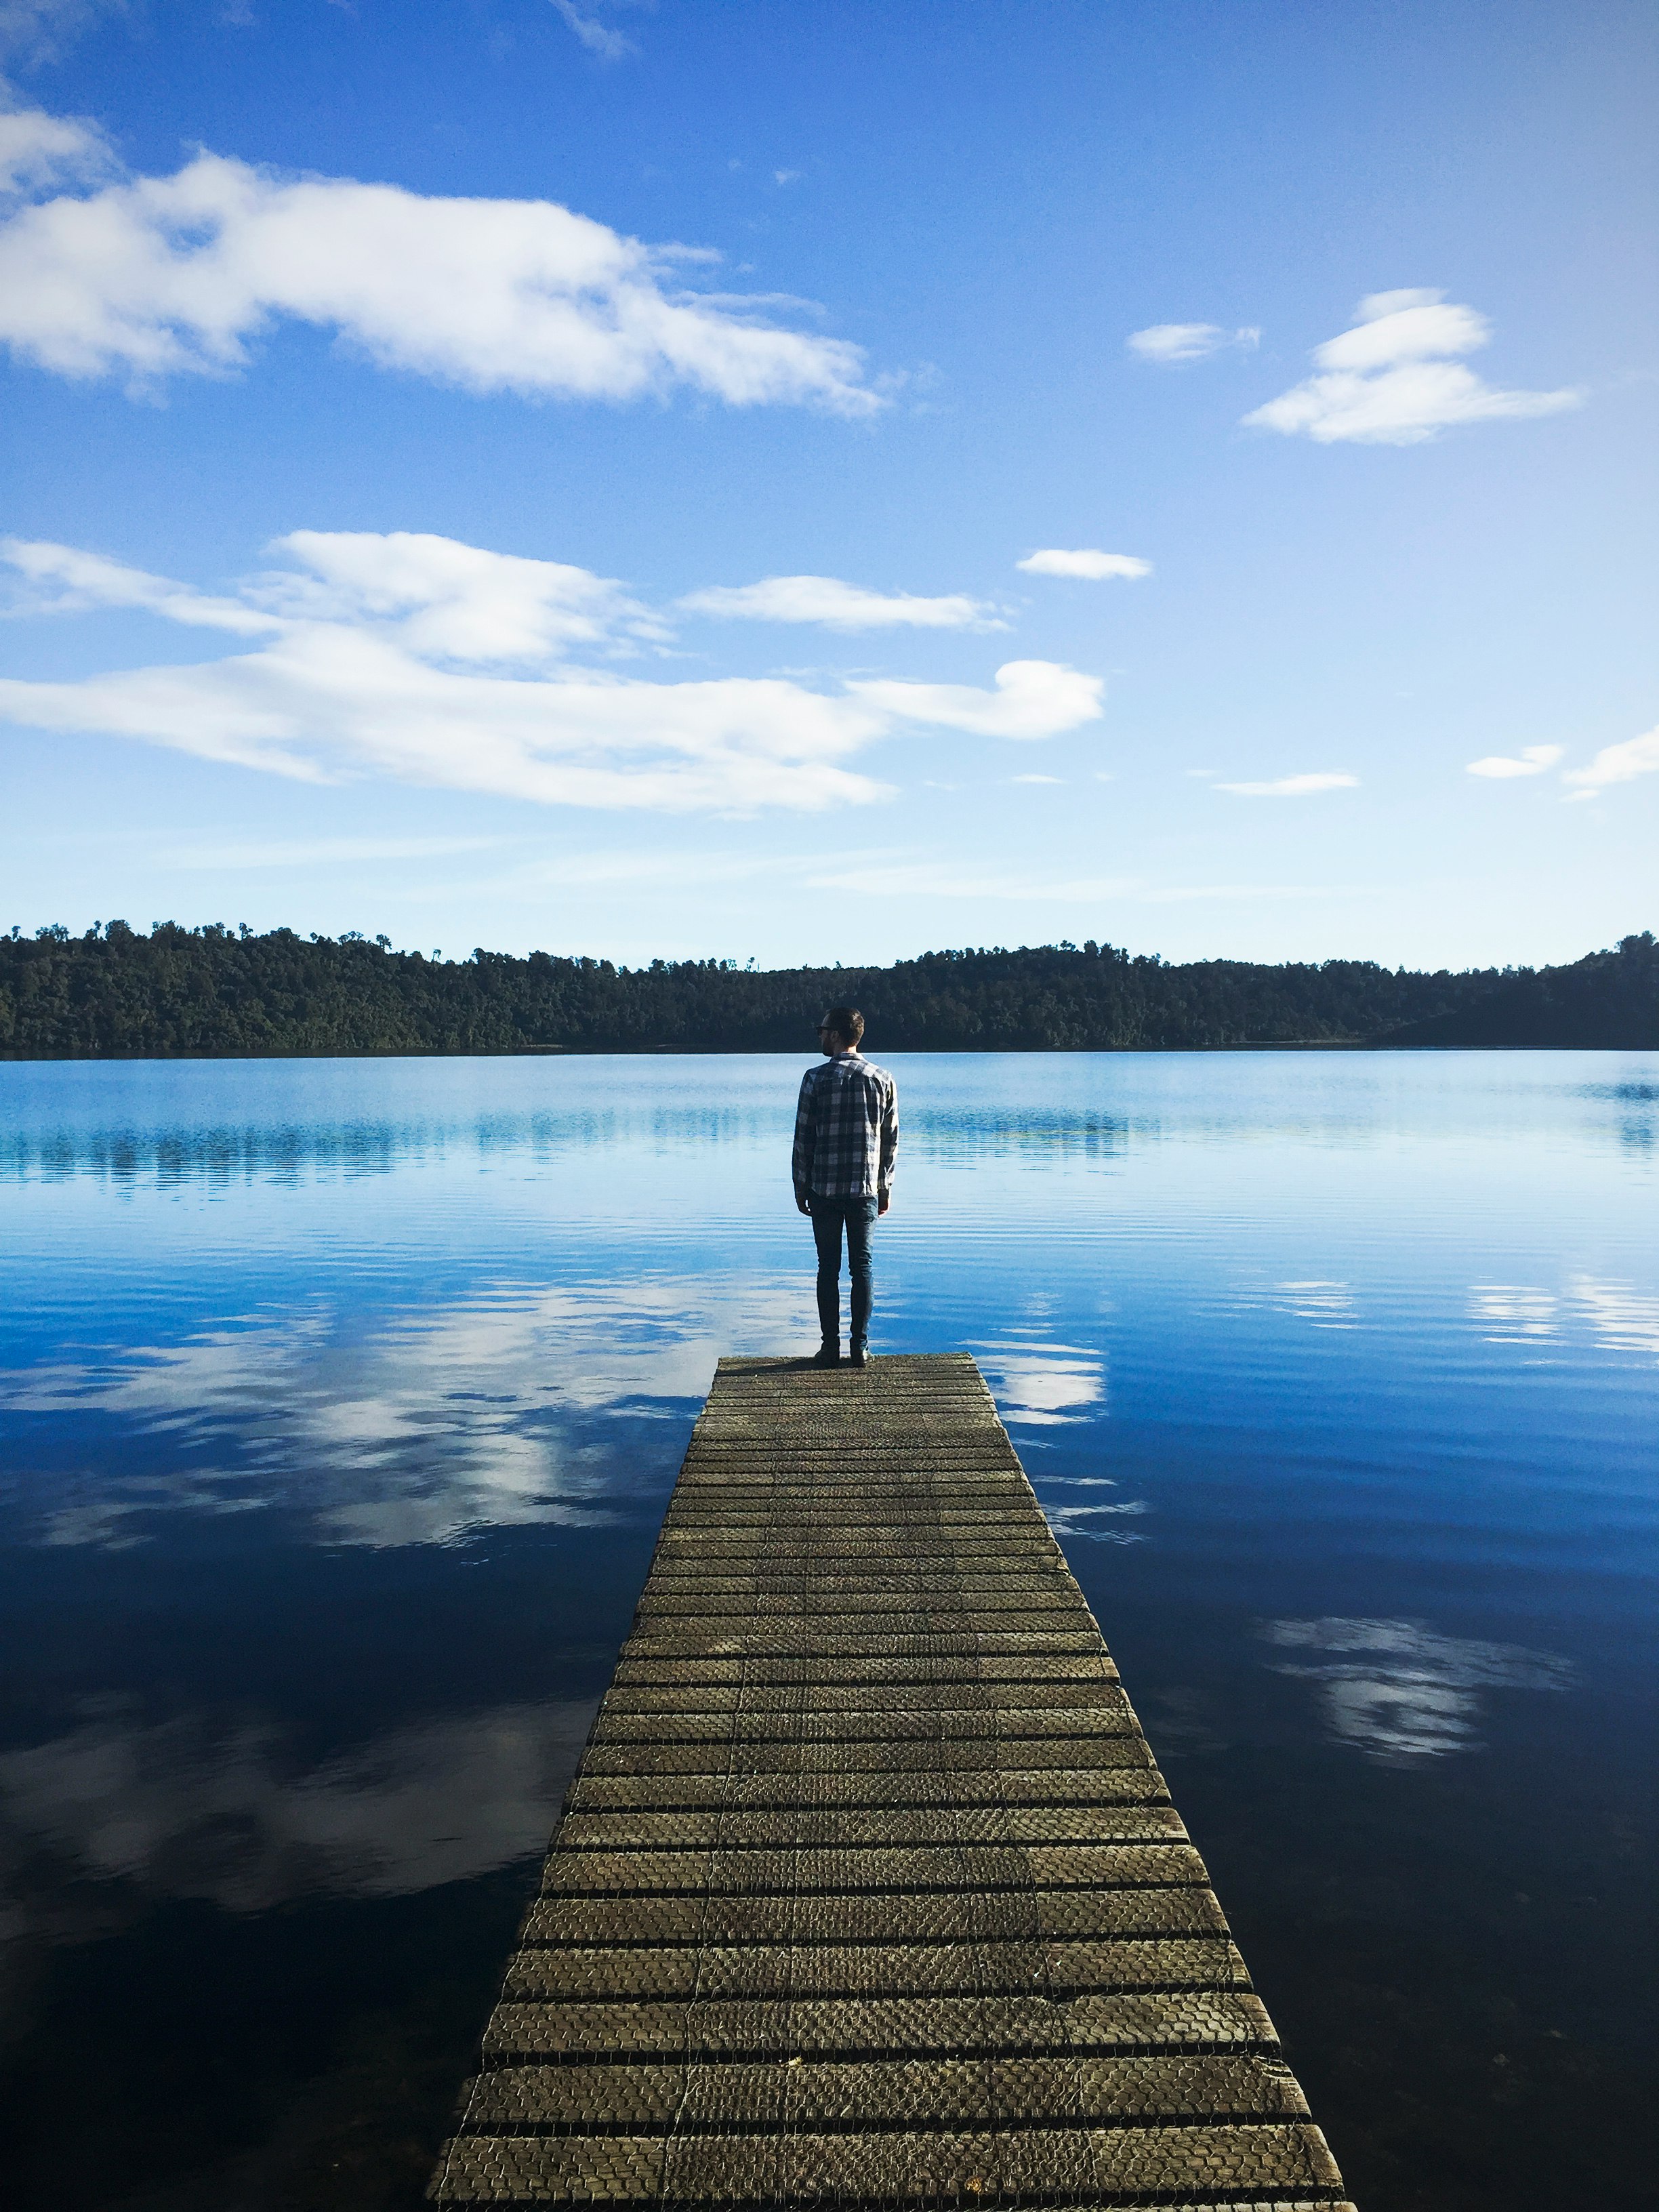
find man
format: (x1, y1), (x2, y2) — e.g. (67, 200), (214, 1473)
(792, 1006), (899, 1370)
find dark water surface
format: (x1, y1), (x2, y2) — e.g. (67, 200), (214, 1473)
(1, 1051), (1654, 2211)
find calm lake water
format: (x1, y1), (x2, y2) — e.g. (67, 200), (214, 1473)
(1, 1050), (1655, 2211)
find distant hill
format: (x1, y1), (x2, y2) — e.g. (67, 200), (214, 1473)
(1, 922), (1654, 1058)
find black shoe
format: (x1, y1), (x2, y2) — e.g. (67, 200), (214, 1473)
(812, 1341), (840, 1368)
(847, 1343), (867, 1370)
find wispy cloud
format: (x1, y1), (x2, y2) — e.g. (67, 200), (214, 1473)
(2, 529), (663, 652)
(1016, 548), (1151, 581)
(161, 834), (505, 870)
(798, 854), (1333, 905)
(0, 531), (1105, 812)
(0, 108), (876, 411)
(678, 574), (1004, 631)
(1126, 322), (1258, 363)
(1561, 723), (1659, 800)
(1465, 744), (1563, 779)
(0, 0), (123, 68)
(1215, 772), (1358, 797)
(1, 533), (276, 633)
(548, 0), (634, 61)
(1244, 289), (1580, 445)
(802, 859), (1126, 901)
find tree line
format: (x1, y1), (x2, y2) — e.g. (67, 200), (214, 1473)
(0, 920), (1654, 1057)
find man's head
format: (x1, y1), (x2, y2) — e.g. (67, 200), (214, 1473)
(817, 1006), (865, 1056)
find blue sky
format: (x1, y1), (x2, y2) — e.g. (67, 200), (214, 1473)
(0, 0), (1654, 969)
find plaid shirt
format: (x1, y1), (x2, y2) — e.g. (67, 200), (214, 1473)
(792, 1050), (899, 1202)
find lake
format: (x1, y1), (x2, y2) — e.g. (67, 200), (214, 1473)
(1, 1049), (1654, 2211)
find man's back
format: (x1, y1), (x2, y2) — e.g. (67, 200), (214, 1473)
(792, 1050), (899, 1201)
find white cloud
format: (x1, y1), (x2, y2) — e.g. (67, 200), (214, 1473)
(847, 658), (1104, 740)
(1010, 773), (1062, 784)
(0, 103), (111, 194)
(1127, 322), (1258, 363)
(0, 531), (1105, 811)
(1215, 771), (1358, 796)
(1465, 744), (1563, 779)
(1016, 548), (1151, 581)
(259, 529), (668, 657)
(678, 574), (1002, 630)
(549, 0), (635, 60)
(1, 533), (276, 633)
(1244, 289), (1580, 445)
(0, 117), (876, 410)
(1562, 723), (1659, 800)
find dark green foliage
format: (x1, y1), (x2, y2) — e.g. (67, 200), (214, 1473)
(0, 922), (1653, 1057)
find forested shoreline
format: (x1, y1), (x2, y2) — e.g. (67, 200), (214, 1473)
(1, 922), (1654, 1057)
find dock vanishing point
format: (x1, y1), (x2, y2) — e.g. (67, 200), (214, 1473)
(430, 1353), (1353, 2210)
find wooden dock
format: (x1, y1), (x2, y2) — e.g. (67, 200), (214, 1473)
(430, 1353), (1353, 2209)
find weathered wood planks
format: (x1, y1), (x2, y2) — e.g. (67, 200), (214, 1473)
(430, 1353), (1354, 2210)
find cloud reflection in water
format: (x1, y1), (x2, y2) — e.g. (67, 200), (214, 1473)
(1261, 1616), (1574, 1763)
(1, 1272), (813, 1548)
(0, 1698), (594, 1931)
(1467, 1277), (1659, 1360)
(1042, 1498), (1147, 1544)
(972, 1339), (1105, 1425)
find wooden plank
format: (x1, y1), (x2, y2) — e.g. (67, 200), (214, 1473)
(430, 1354), (1354, 2210)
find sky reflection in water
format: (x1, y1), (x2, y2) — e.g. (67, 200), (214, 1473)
(0, 1049), (1655, 2211)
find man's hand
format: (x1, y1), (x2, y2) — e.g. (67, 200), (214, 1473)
(878, 1192), (891, 1216)
(796, 1192), (811, 1214)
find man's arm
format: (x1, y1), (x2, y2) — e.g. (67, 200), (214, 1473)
(877, 1073), (899, 1214)
(792, 1067), (817, 1212)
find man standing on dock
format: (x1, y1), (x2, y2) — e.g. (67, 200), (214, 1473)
(793, 1006), (899, 1370)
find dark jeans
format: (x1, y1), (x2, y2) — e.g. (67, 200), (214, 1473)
(808, 1193), (879, 1348)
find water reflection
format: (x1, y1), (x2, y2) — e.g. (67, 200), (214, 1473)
(5, 1120), (415, 1189)
(1465, 1277), (1659, 1360)
(2, 1274), (808, 1547)
(1261, 1617), (1575, 1763)
(1, 1105), (782, 1190)
(1040, 1498), (1148, 1544)
(0, 1049), (1652, 2211)
(970, 1339), (1106, 1423)
(0, 1699), (592, 1919)
(912, 1108), (1127, 1163)
(1273, 1279), (1358, 1328)
(1570, 1275), (1659, 1361)
(1470, 1285), (1559, 1343)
